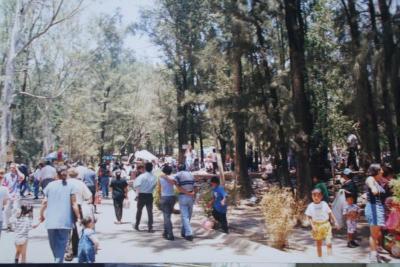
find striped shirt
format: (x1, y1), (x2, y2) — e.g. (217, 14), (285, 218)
(174, 171), (195, 192)
(12, 216), (33, 240)
(134, 172), (157, 194)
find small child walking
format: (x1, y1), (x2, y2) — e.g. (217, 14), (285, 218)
(208, 176), (229, 234)
(305, 188), (338, 258)
(12, 204), (40, 263)
(78, 217), (99, 263)
(343, 191), (360, 248)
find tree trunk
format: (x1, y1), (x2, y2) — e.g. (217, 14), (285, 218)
(42, 102), (54, 156)
(368, 0), (380, 48)
(176, 70), (188, 164)
(250, 6), (290, 186)
(0, 0), (22, 167)
(219, 137), (227, 170)
(231, 45), (253, 198)
(344, 0), (381, 163)
(199, 124), (204, 167)
(284, 0), (313, 199)
(99, 86), (111, 163)
(378, 0), (400, 171)
(19, 50), (29, 140)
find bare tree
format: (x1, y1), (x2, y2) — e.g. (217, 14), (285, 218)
(0, 0), (83, 166)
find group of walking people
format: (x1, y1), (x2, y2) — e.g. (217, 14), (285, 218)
(0, 157), (230, 264)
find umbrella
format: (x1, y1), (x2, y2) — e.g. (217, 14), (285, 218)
(134, 150), (158, 162)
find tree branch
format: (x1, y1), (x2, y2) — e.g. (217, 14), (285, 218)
(16, 0), (83, 57)
(17, 88), (67, 99)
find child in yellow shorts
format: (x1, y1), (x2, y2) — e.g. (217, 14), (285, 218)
(305, 188), (339, 258)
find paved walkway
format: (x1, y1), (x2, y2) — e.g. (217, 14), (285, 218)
(228, 202), (400, 264)
(0, 190), (311, 264)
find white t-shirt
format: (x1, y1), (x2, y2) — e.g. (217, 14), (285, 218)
(305, 201), (331, 222)
(347, 134), (358, 148)
(68, 178), (92, 205)
(40, 165), (57, 180)
(33, 169), (41, 181)
(0, 186), (9, 221)
(211, 153), (217, 163)
(123, 165), (132, 178)
(76, 166), (88, 180)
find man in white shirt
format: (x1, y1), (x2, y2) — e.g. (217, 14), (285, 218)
(32, 163), (43, 199)
(211, 149), (218, 174)
(3, 163), (22, 230)
(65, 168), (92, 261)
(39, 161), (57, 189)
(75, 161), (88, 180)
(0, 169), (9, 237)
(121, 157), (133, 180)
(346, 133), (359, 170)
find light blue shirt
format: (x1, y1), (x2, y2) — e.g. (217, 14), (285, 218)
(134, 172), (157, 194)
(43, 180), (79, 229)
(160, 176), (175, 197)
(174, 171), (195, 192)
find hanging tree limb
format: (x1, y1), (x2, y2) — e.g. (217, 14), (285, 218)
(16, 0), (84, 57)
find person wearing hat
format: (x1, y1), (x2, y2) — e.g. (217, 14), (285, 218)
(341, 168), (358, 204)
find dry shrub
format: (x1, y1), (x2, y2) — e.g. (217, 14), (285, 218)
(198, 188), (213, 217)
(260, 186), (306, 249)
(224, 183), (241, 206)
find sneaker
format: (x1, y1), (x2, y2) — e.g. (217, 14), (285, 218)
(166, 235), (175, 241)
(369, 252), (378, 263)
(64, 254), (74, 262)
(347, 242), (356, 248)
(184, 235), (193, 241)
(377, 247), (390, 254)
(148, 229), (155, 233)
(378, 254), (391, 263)
(350, 240), (359, 247)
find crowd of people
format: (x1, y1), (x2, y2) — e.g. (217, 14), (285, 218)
(306, 163), (399, 263)
(0, 155), (229, 264)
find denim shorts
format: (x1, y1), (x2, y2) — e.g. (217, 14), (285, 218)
(365, 203), (385, 226)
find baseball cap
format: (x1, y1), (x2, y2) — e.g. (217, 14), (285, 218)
(343, 168), (352, 176)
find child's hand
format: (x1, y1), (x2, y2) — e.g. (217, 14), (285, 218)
(221, 199), (226, 206)
(334, 222), (340, 230)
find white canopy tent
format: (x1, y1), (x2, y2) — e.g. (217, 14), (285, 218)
(134, 150), (158, 162)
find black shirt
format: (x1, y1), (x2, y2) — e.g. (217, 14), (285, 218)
(110, 178), (128, 200)
(342, 179), (358, 203)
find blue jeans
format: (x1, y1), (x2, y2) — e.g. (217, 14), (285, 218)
(33, 179), (40, 198)
(178, 194), (194, 237)
(160, 196), (176, 237)
(99, 177), (109, 198)
(47, 229), (70, 263)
